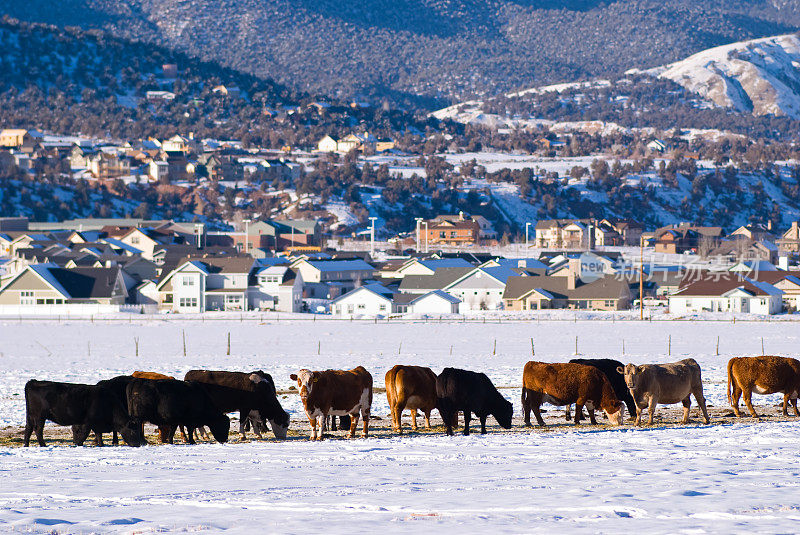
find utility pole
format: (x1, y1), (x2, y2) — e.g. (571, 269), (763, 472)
(369, 217), (378, 256)
(639, 235), (644, 321)
(423, 221), (429, 254)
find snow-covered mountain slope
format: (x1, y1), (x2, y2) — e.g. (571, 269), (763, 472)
(639, 33), (800, 119)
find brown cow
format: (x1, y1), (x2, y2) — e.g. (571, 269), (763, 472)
(290, 367), (372, 440)
(131, 371), (192, 443)
(728, 356), (800, 418)
(521, 361), (623, 427)
(619, 358), (710, 426)
(385, 365), (438, 433)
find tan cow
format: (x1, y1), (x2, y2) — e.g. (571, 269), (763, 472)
(521, 361), (623, 427)
(618, 358), (710, 426)
(385, 365), (438, 433)
(727, 356), (800, 418)
(290, 366), (373, 440)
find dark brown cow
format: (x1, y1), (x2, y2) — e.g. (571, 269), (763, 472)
(521, 361), (623, 427)
(728, 356), (800, 418)
(184, 369), (289, 439)
(385, 365), (438, 433)
(290, 367), (372, 440)
(130, 371), (191, 443)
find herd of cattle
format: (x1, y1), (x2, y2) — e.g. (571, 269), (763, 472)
(22, 355), (800, 447)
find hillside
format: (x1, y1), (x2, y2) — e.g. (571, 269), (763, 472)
(3, 1), (800, 106)
(637, 33), (800, 119)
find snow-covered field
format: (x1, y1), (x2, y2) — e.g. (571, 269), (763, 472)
(1, 318), (800, 533)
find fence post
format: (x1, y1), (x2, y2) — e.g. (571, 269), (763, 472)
(622, 339), (625, 355)
(574, 335), (578, 355)
(398, 341), (402, 355)
(317, 340), (321, 355)
(182, 329), (187, 357)
(227, 332), (231, 356)
(531, 337), (535, 356)
(450, 345), (453, 356)
(492, 339), (496, 356)
(668, 335), (671, 356)
(134, 336), (139, 357)
(716, 336), (719, 356)
(761, 337), (765, 355)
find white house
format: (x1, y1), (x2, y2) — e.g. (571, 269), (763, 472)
(669, 274), (783, 315)
(317, 135), (339, 153)
(408, 290), (461, 315)
(156, 257), (256, 312)
(330, 283), (393, 318)
(445, 266), (520, 312)
(251, 265), (303, 312)
(394, 258), (472, 278)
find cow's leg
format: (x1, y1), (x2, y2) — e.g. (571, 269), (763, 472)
(441, 403), (454, 436)
(392, 403), (403, 433)
(112, 430), (119, 445)
(348, 413), (359, 438)
(681, 396), (691, 424)
(72, 424), (90, 446)
(423, 410), (432, 428)
(462, 410), (471, 436)
(23, 418), (34, 447)
(695, 391), (710, 424)
(574, 403), (584, 425)
(647, 396), (657, 425)
(361, 409), (369, 438)
(34, 420), (46, 447)
(239, 410), (248, 439)
(479, 414), (487, 434)
(743, 389), (759, 418)
(307, 413), (317, 440)
(731, 383), (743, 417)
(522, 388), (534, 427)
(588, 407), (597, 425)
(411, 410), (419, 432)
(565, 404), (571, 421)
(792, 397), (800, 417)
(532, 402), (546, 427)
(93, 430), (104, 447)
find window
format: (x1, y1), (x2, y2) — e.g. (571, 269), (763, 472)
(439, 231), (446, 238)
(179, 297), (198, 307)
(131, 236), (140, 244)
(450, 231), (457, 238)
(20, 291), (34, 305)
(379, 304), (387, 311)
(357, 303), (366, 309)
(182, 276), (195, 286)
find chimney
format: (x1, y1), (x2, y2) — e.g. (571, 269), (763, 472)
(567, 270), (576, 290)
(517, 259), (527, 269)
(779, 255), (789, 270)
(767, 219), (772, 231)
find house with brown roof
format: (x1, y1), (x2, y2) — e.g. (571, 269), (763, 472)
(422, 214), (480, 246)
(502, 274), (632, 311)
(0, 263), (128, 307)
(654, 224), (724, 254)
(535, 219), (593, 249)
(777, 221), (800, 253)
(668, 272), (782, 315)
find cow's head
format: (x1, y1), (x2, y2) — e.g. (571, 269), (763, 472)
(618, 364), (643, 391)
(493, 395), (514, 429)
(209, 414), (231, 443)
(118, 419), (147, 447)
(604, 402), (624, 426)
(252, 373), (290, 439)
(290, 369), (317, 403)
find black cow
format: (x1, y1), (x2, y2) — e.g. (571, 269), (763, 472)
(435, 367), (513, 435)
(568, 358), (637, 421)
(184, 370), (290, 440)
(126, 378), (230, 444)
(24, 379), (146, 447)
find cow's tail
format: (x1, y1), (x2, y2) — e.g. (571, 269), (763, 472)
(727, 358), (735, 405)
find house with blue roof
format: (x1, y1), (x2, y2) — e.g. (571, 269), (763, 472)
(330, 283), (394, 317)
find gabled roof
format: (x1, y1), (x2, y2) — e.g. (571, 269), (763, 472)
(331, 282), (393, 304)
(674, 273), (782, 297)
(411, 289), (461, 304)
(5, 263), (124, 299)
(398, 267), (474, 292)
(307, 259), (374, 272)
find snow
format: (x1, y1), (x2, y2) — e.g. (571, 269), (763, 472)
(640, 33), (800, 119)
(1, 318), (800, 532)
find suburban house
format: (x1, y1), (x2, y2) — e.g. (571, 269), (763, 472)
(777, 221), (800, 253)
(422, 214), (481, 246)
(502, 274), (632, 311)
(0, 263), (128, 307)
(653, 224), (724, 254)
(317, 135), (339, 153)
(397, 290), (461, 315)
(291, 258), (375, 299)
(392, 257), (473, 278)
(535, 219), (593, 249)
(399, 266), (522, 311)
(250, 264), (303, 312)
(330, 283), (394, 317)
(711, 240), (779, 264)
(668, 273), (783, 315)
(156, 256), (256, 312)
(746, 270), (800, 311)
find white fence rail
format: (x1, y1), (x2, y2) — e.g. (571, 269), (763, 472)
(0, 304), (159, 317)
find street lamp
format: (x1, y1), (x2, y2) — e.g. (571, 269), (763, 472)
(369, 217), (378, 257)
(414, 217), (423, 254)
(422, 221), (429, 254)
(243, 218), (251, 254)
(525, 222), (531, 257)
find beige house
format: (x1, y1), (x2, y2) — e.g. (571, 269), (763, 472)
(0, 264), (127, 306)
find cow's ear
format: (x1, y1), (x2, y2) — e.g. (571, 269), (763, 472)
(616, 366), (624, 374)
(289, 374), (298, 381)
